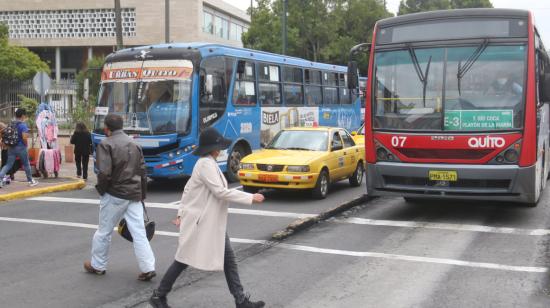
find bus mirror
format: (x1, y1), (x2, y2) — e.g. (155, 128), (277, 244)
(542, 73), (550, 103)
(237, 60), (246, 74)
(347, 61), (358, 89)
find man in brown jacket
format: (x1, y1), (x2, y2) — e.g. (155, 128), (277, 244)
(84, 114), (156, 281)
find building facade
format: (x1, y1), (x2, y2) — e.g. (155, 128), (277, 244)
(0, 0), (250, 81)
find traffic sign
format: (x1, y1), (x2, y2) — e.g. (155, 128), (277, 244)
(32, 72), (51, 100)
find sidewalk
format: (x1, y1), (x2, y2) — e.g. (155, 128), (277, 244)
(0, 156), (87, 201)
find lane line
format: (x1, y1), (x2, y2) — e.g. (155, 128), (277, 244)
(0, 216), (545, 273)
(337, 217), (550, 236)
(26, 197), (550, 236)
(27, 197), (314, 219)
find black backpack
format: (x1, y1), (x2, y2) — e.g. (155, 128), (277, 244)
(2, 122), (20, 146)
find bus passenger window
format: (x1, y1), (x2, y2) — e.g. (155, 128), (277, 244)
(323, 72), (339, 104)
(233, 60), (256, 106)
(200, 57), (227, 130)
(258, 63), (282, 106)
(283, 66), (304, 106)
(305, 69), (323, 105)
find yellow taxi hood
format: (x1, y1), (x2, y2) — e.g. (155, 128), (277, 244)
(242, 149), (322, 165)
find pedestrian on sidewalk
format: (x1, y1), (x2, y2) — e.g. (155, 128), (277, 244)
(84, 114), (156, 281)
(150, 127), (266, 308)
(70, 122), (92, 180)
(0, 109), (38, 188)
(0, 122), (16, 183)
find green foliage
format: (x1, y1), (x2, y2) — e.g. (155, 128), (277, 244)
(243, 0), (391, 75)
(398, 0), (492, 15)
(76, 56), (105, 105)
(69, 101), (94, 130)
(0, 23), (49, 81)
(17, 95), (38, 147)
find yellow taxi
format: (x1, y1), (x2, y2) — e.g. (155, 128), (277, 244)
(238, 127), (365, 199)
(351, 122), (365, 145)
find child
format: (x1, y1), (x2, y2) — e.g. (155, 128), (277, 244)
(70, 122), (92, 180)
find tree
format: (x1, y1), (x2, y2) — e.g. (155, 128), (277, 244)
(76, 56), (105, 104)
(0, 23), (49, 81)
(451, 0), (492, 8)
(243, 0), (391, 74)
(398, 0), (492, 15)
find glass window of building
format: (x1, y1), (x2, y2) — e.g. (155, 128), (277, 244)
(203, 12), (213, 34)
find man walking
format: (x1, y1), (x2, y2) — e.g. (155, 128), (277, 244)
(0, 108), (38, 187)
(84, 114), (156, 281)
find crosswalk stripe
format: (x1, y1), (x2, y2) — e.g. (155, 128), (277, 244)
(26, 197), (550, 236)
(27, 196), (315, 219)
(0, 216), (545, 273)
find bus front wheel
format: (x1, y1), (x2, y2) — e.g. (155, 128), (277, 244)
(227, 145), (245, 183)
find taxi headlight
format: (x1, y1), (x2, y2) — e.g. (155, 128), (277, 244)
(287, 165), (310, 172)
(240, 163), (255, 170)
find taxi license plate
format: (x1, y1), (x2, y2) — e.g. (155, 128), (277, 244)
(258, 174), (279, 183)
(429, 171), (458, 182)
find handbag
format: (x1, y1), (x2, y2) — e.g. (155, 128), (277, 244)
(117, 201), (155, 242)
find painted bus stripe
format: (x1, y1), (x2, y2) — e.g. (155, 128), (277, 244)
(0, 216), (545, 273)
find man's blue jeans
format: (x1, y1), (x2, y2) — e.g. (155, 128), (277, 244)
(91, 193), (156, 273)
(0, 145), (32, 182)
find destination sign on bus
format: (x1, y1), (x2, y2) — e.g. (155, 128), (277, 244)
(444, 110), (513, 131)
(101, 60), (193, 82)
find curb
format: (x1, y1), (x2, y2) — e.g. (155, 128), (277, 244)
(0, 179), (86, 202)
(271, 194), (371, 240)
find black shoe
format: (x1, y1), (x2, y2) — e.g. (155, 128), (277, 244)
(236, 295), (265, 308)
(149, 290), (171, 308)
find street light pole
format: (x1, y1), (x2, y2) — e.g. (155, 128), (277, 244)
(165, 0), (170, 43)
(282, 0), (287, 55)
(114, 0), (123, 50)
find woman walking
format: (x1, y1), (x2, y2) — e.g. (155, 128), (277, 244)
(150, 127), (265, 308)
(70, 122), (92, 180)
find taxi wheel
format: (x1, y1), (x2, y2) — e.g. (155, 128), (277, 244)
(312, 170), (329, 199)
(349, 162), (364, 187)
(243, 185), (258, 193)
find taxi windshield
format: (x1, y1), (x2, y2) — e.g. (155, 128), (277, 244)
(267, 130), (328, 151)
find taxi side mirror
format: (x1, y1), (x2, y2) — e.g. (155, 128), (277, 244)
(331, 144), (343, 151)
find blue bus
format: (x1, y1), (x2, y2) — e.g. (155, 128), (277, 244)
(93, 43), (363, 181)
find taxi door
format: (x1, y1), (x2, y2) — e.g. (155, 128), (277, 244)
(339, 130), (360, 176)
(328, 131), (346, 180)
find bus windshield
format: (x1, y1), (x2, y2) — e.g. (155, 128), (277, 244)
(95, 60), (193, 135)
(373, 44), (526, 131)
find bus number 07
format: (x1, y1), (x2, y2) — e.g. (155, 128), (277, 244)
(391, 136), (407, 147)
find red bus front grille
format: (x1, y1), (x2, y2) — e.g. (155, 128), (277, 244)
(396, 148), (493, 160)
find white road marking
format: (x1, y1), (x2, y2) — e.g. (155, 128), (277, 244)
(0, 216), (545, 273)
(26, 197), (550, 236)
(276, 243), (548, 273)
(27, 197), (314, 219)
(337, 217), (550, 236)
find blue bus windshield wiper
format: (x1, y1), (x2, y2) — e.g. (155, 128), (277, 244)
(457, 39), (489, 95)
(407, 44), (432, 107)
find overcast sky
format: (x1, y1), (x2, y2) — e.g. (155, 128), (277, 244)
(225, 0), (550, 45)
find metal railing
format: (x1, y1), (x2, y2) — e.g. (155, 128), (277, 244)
(0, 79), (78, 123)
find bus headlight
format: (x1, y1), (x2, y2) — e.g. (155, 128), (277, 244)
(168, 152), (175, 158)
(240, 163), (255, 170)
(287, 165), (310, 172)
(376, 147), (388, 161)
(504, 149), (519, 163)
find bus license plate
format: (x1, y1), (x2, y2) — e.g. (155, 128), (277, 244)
(258, 174), (279, 183)
(429, 171), (458, 182)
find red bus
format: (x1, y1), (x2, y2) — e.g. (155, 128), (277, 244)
(348, 9), (550, 205)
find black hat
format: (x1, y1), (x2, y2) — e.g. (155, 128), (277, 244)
(192, 127), (232, 156)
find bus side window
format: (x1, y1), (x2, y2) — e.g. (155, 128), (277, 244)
(340, 73), (351, 104)
(200, 56), (227, 130)
(258, 63), (282, 106)
(323, 72), (339, 105)
(233, 60), (257, 106)
(283, 66), (304, 106)
(305, 69), (322, 106)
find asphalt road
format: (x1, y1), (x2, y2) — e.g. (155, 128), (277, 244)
(2, 175), (550, 307)
(0, 177), (365, 307)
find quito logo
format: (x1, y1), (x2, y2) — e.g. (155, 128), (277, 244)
(467, 136), (506, 148)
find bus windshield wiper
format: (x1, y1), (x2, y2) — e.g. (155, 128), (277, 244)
(407, 44), (432, 107)
(457, 39), (489, 95)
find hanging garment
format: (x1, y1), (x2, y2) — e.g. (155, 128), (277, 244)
(44, 149), (55, 174)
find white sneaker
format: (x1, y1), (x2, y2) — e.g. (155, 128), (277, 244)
(28, 179), (38, 187)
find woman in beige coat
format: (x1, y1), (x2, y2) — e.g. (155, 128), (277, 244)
(150, 127), (265, 308)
